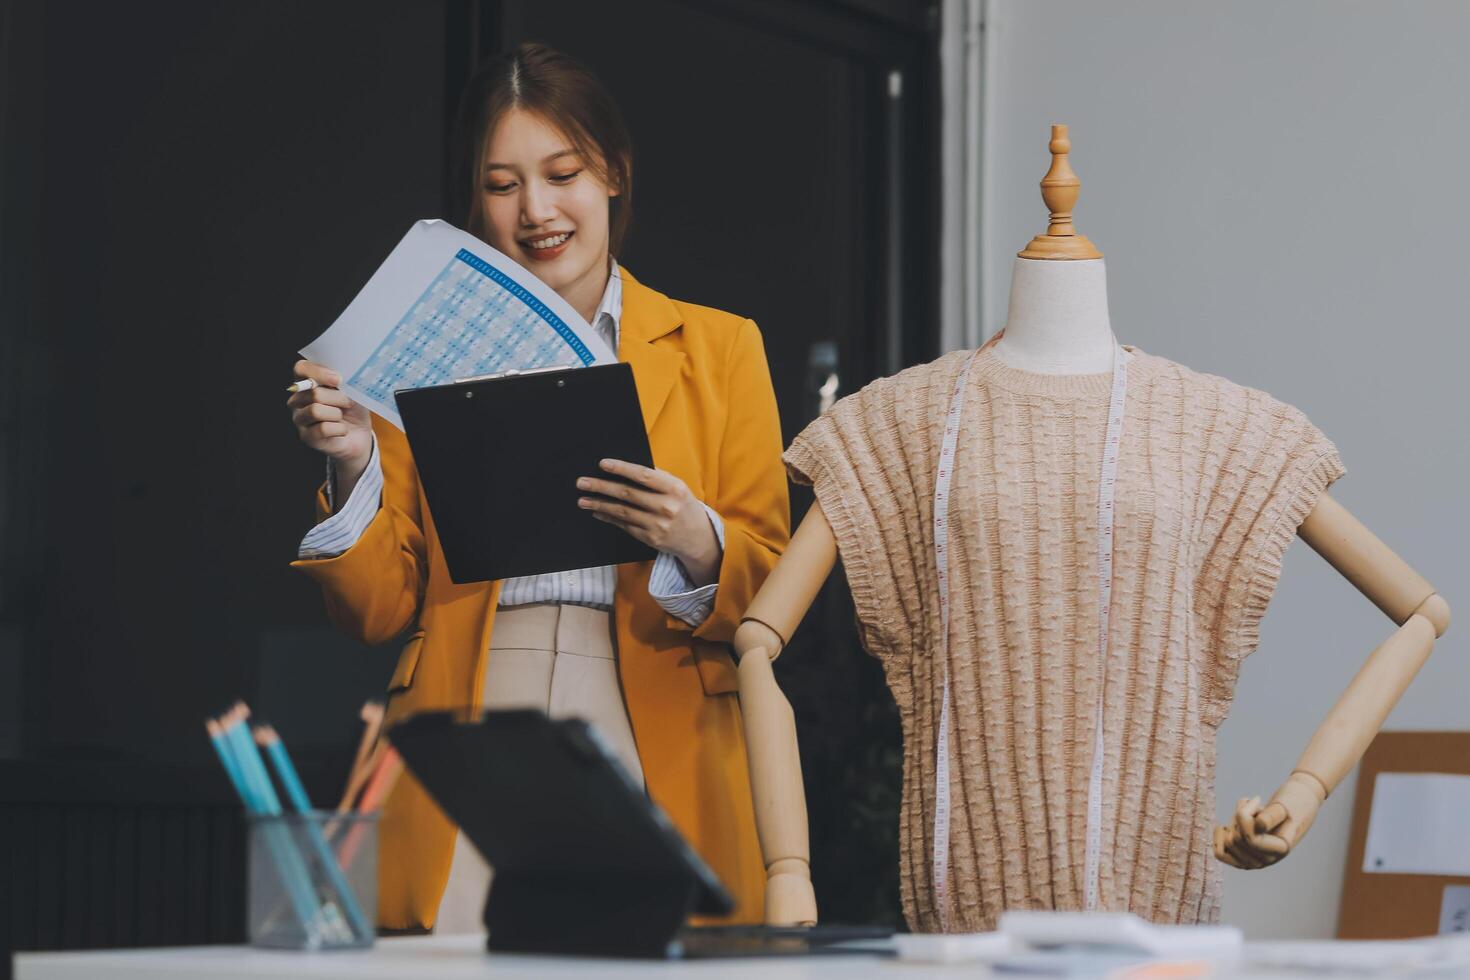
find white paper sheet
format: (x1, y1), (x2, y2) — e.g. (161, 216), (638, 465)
(1248, 935), (1470, 972)
(1363, 772), (1470, 876)
(300, 219), (616, 430)
(1440, 885), (1470, 934)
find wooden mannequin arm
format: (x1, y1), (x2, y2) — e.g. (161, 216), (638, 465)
(1299, 494), (1451, 633)
(735, 503), (838, 925)
(1215, 493), (1451, 869)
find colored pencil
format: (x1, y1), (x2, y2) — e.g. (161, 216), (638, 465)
(256, 724), (372, 942)
(337, 701), (384, 812)
(210, 707), (327, 943)
(335, 746), (402, 870)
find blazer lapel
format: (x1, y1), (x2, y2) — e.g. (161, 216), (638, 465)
(617, 267), (685, 434)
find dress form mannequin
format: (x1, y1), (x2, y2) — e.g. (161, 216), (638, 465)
(734, 125), (1450, 926)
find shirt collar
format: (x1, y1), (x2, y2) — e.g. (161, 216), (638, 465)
(593, 259), (623, 352)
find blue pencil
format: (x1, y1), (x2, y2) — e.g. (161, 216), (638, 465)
(256, 724), (372, 942)
(231, 707), (350, 944)
(206, 719), (249, 800)
(218, 708), (331, 944)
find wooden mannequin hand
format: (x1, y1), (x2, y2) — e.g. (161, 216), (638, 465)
(764, 860), (818, 927)
(1213, 771), (1326, 870)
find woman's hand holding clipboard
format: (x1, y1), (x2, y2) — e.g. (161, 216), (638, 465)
(576, 460), (722, 586)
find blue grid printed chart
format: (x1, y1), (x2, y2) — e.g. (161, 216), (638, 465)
(351, 249), (597, 403)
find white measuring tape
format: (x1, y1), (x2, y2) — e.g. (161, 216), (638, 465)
(930, 341), (1130, 928)
(930, 348), (980, 930)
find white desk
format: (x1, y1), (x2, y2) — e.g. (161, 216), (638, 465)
(14, 938), (878, 980)
(14, 934), (1460, 979)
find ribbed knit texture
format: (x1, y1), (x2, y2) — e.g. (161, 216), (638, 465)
(784, 344), (1344, 933)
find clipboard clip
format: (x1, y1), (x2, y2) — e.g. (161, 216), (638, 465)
(453, 365), (572, 384)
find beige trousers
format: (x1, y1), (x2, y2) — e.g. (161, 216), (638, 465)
(433, 603), (645, 934)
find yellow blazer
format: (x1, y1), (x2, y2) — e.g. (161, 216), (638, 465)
(292, 267), (790, 929)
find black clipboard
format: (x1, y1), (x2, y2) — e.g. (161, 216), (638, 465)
(393, 363), (656, 584)
(388, 709), (734, 957)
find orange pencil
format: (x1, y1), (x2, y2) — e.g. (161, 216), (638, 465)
(358, 747), (402, 811)
(336, 746), (403, 869)
(336, 702), (385, 812)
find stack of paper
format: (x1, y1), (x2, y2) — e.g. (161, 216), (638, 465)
(888, 910), (1241, 974)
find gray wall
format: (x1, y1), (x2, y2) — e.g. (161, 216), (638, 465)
(976, 0), (1470, 940)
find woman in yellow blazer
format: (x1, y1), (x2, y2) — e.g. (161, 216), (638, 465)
(285, 44), (788, 931)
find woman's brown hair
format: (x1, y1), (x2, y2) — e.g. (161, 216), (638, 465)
(452, 43), (634, 255)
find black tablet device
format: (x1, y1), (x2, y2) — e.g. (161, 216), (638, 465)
(393, 363), (656, 584)
(389, 709), (897, 959)
(387, 709), (733, 956)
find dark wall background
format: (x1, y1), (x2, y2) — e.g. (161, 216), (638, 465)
(1, 0), (940, 957)
(5, 0), (450, 765)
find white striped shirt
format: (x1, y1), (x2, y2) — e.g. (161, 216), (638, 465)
(299, 261), (723, 626)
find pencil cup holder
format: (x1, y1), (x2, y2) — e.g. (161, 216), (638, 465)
(247, 811), (377, 950)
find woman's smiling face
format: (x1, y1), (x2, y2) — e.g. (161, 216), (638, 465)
(478, 108), (617, 306)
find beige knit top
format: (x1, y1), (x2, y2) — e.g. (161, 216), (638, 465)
(784, 344), (1343, 933)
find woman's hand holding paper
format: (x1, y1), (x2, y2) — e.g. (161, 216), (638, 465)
(289, 359), (375, 493)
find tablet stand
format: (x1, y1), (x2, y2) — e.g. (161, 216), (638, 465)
(484, 868), (703, 957)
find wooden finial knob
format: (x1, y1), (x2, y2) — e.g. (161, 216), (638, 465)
(1018, 124), (1102, 260)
